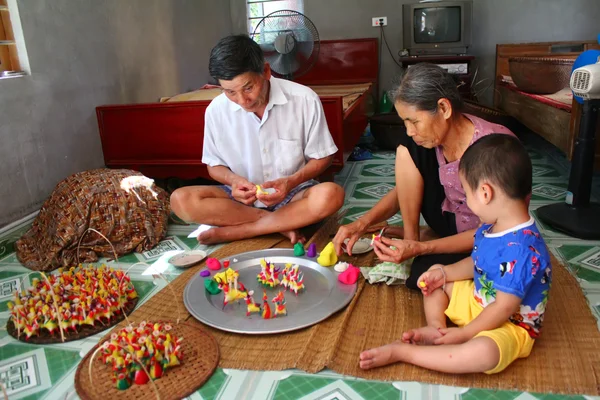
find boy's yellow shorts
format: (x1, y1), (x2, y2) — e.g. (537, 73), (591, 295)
(445, 280), (535, 374)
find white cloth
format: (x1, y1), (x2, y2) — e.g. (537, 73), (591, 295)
(201, 77), (338, 185)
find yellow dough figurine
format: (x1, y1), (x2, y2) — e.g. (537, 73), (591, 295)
(317, 242), (338, 267)
(256, 185), (269, 195)
(419, 281), (427, 288)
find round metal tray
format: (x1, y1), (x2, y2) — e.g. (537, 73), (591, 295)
(183, 248), (357, 334)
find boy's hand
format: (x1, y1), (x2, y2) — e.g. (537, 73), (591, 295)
(231, 178), (257, 205)
(434, 327), (472, 345)
(417, 264), (445, 296)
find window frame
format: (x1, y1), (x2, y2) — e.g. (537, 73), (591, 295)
(0, 0), (21, 74)
(246, 0), (304, 37)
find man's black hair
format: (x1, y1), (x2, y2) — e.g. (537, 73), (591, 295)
(209, 35), (264, 81)
(459, 134), (532, 200)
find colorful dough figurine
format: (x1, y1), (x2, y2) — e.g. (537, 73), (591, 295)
(261, 290), (272, 319)
(256, 185), (269, 195)
(222, 276), (248, 308)
(271, 291), (287, 317)
(293, 242), (305, 256)
(280, 263), (292, 289)
(99, 321), (183, 390)
(287, 264), (305, 295)
(307, 243), (317, 258)
(257, 259), (280, 288)
(245, 290), (261, 316)
(206, 258), (221, 271)
(317, 242), (338, 267)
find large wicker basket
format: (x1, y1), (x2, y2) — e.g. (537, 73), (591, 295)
(508, 56), (574, 94)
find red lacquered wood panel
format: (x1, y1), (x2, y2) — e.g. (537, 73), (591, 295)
(97, 101), (212, 179)
(295, 38), (379, 87)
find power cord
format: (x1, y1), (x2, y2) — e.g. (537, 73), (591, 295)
(379, 24), (403, 68)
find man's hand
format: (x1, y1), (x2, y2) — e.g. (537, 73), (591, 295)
(258, 177), (293, 207)
(434, 327), (472, 345)
(231, 178), (257, 206)
(417, 264), (445, 296)
(372, 236), (424, 264)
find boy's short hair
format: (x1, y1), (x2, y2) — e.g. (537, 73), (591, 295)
(209, 35), (265, 81)
(459, 134), (532, 200)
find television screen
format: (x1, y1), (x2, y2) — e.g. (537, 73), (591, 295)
(414, 6), (461, 43)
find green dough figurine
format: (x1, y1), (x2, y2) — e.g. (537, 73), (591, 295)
(205, 279), (222, 295)
(293, 242), (305, 256)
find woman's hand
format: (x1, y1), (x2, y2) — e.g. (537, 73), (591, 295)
(332, 220), (367, 256)
(416, 264), (445, 296)
(372, 236), (425, 264)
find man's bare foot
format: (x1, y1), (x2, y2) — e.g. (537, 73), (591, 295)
(401, 326), (443, 345)
(280, 229), (306, 245)
(359, 340), (405, 370)
(197, 227), (226, 245)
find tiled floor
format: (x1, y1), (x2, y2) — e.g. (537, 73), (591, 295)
(1, 132), (600, 399)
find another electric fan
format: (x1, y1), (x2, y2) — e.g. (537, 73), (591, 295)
(251, 10), (320, 80)
(536, 44), (600, 239)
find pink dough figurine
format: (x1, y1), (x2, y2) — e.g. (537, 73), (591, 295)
(338, 265), (360, 285)
(206, 258), (221, 271)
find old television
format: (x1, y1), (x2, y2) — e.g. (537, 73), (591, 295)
(403, 1), (473, 56)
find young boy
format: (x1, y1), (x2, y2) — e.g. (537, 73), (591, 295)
(359, 134), (551, 374)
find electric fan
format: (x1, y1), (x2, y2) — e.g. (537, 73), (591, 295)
(251, 10), (320, 80)
(536, 40), (600, 239)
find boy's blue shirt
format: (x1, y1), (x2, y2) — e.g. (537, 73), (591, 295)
(472, 218), (551, 338)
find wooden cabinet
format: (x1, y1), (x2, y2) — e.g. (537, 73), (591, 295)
(399, 55), (476, 100)
(494, 41), (600, 167)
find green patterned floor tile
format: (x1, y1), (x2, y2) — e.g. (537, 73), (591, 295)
(462, 389), (587, 400)
(572, 265), (600, 282)
(198, 368), (228, 400)
(349, 182), (396, 201)
(176, 234), (201, 250)
(531, 163), (566, 179)
(345, 380), (400, 400)
(273, 375), (332, 400)
(115, 252), (139, 263)
(0, 344), (80, 400)
(358, 163), (396, 178)
(555, 245), (597, 261)
(341, 206), (402, 226)
(530, 183), (568, 202)
(131, 279), (157, 302)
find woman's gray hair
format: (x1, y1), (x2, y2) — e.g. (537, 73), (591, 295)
(389, 63), (463, 115)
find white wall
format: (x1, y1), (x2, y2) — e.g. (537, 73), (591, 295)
(0, 0), (232, 227)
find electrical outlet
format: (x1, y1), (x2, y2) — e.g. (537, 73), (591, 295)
(372, 16), (387, 27)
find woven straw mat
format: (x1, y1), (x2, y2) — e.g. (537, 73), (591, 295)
(93, 215), (600, 395)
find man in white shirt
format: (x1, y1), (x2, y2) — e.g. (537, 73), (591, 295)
(170, 35), (345, 245)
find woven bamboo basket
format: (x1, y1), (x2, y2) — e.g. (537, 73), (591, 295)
(508, 56), (574, 94)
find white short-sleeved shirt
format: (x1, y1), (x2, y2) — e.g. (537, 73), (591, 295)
(201, 77), (338, 185)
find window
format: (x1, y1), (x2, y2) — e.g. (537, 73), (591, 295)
(0, 0), (21, 74)
(247, 0), (304, 36)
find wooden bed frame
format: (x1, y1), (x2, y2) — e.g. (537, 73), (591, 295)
(96, 38), (379, 181)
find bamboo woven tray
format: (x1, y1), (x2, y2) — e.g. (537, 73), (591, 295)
(7, 298), (138, 344)
(75, 321), (220, 400)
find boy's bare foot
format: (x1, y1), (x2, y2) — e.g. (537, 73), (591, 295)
(359, 340), (405, 370)
(401, 326), (443, 345)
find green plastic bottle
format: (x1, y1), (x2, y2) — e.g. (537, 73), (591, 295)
(379, 90), (393, 114)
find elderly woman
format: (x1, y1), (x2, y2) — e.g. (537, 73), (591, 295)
(333, 63), (515, 290)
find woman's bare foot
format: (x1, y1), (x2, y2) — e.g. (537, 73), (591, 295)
(280, 229), (306, 244)
(359, 340), (405, 370)
(401, 326), (443, 345)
